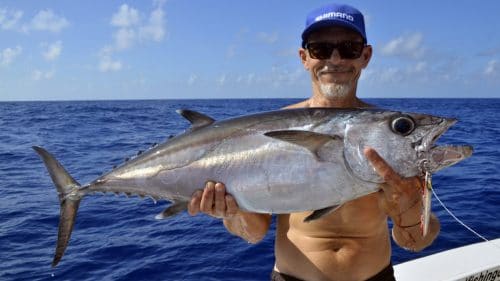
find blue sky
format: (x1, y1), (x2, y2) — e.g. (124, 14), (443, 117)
(1, 0), (500, 101)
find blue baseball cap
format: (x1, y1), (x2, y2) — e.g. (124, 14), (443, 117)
(301, 3), (367, 47)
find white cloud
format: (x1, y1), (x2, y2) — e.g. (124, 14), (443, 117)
(1, 46), (22, 66)
(28, 9), (69, 33)
(100, 1), (166, 72)
(217, 74), (227, 86)
(484, 60), (498, 76)
(187, 74), (198, 85)
(361, 58), (465, 86)
(212, 66), (304, 89)
(380, 32), (425, 59)
(109, 1), (166, 51)
(1, 8), (68, 33)
(0, 8), (23, 30)
(32, 69), (54, 80)
(266, 65), (305, 88)
(361, 66), (410, 84)
(379, 67), (404, 83)
(99, 45), (113, 57)
(99, 55), (122, 72)
(111, 4), (140, 27)
(114, 28), (136, 50)
(139, 0), (166, 42)
(410, 61), (427, 73)
(236, 73), (256, 85)
(42, 41), (62, 61)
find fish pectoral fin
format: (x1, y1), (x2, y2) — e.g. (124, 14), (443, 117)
(176, 109), (215, 130)
(155, 201), (188, 219)
(264, 130), (342, 160)
(303, 205), (341, 222)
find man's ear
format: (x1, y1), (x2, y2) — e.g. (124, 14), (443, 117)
(361, 45), (373, 69)
(299, 48), (309, 70)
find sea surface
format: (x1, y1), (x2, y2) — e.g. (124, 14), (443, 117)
(1, 99), (499, 281)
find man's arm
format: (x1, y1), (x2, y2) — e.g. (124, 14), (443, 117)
(188, 181), (272, 243)
(364, 148), (440, 251)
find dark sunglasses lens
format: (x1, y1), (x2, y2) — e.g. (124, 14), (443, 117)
(307, 42), (364, 60)
(308, 43), (333, 60)
(337, 42), (364, 59)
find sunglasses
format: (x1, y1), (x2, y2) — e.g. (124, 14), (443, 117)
(305, 41), (365, 60)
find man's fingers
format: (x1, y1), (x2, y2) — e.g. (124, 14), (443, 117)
(200, 181), (215, 213)
(188, 190), (202, 216)
(364, 147), (403, 188)
(190, 181), (236, 219)
(214, 182), (226, 216)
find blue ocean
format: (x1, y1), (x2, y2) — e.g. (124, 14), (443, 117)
(1, 99), (499, 281)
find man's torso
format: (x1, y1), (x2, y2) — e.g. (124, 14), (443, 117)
(274, 193), (392, 281)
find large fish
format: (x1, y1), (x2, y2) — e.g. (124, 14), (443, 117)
(34, 108), (472, 266)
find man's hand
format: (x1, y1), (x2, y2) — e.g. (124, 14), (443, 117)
(188, 181), (271, 243)
(364, 147), (439, 251)
(363, 147), (423, 227)
(188, 181), (239, 219)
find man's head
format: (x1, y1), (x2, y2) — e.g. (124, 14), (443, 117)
(299, 3), (371, 100)
(301, 3), (367, 48)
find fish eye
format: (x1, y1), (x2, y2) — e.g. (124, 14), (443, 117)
(391, 115), (415, 136)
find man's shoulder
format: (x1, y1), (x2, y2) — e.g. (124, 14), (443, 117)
(282, 100), (310, 109)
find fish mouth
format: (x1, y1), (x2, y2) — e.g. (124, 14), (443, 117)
(427, 145), (473, 173)
(417, 117), (473, 172)
(418, 117), (457, 152)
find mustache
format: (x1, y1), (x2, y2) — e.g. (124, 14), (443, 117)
(317, 64), (354, 75)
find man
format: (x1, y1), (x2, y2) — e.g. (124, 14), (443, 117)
(188, 3), (440, 281)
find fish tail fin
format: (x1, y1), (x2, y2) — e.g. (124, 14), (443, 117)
(33, 146), (83, 267)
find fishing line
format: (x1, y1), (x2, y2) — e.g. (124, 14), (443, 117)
(431, 188), (489, 242)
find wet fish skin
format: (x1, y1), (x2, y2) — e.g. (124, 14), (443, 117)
(33, 108), (473, 266)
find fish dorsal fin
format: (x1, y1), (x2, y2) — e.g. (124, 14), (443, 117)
(264, 130), (341, 158)
(303, 205), (341, 222)
(176, 109), (215, 130)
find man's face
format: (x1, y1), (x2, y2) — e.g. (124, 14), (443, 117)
(300, 26), (372, 98)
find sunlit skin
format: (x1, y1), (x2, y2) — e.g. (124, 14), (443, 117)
(188, 26), (440, 281)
